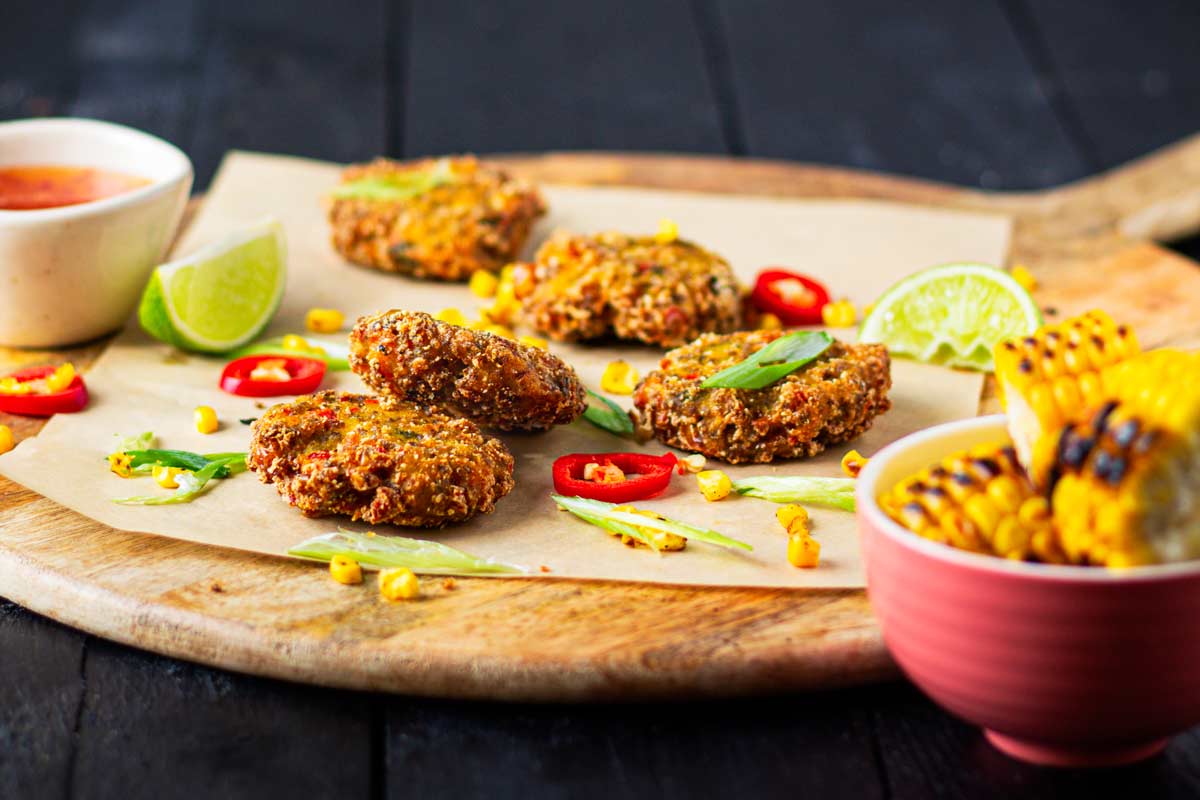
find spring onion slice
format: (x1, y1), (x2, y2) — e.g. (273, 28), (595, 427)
(226, 335), (351, 371)
(113, 455), (245, 506)
(551, 494), (752, 552)
(581, 389), (635, 436)
(559, 504), (660, 553)
(700, 331), (833, 390)
(329, 169), (452, 201)
(288, 529), (526, 575)
(731, 476), (857, 511)
(115, 431), (156, 452)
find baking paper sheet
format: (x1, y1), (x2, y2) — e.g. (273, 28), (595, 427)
(0, 151), (1011, 588)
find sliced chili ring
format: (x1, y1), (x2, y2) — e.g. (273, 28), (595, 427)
(219, 355), (327, 397)
(551, 451), (678, 503)
(0, 365), (89, 416)
(750, 269), (831, 326)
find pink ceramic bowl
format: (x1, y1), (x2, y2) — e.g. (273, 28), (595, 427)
(857, 414), (1200, 768)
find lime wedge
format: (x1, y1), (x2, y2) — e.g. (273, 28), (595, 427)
(858, 263), (1042, 372)
(138, 218), (287, 353)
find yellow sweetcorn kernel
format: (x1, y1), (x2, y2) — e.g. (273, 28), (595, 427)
(329, 555), (364, 585)
(379, 567), (420, 601)
(655, 218), (679, 244)
(482, 280), (520, 325)
(46, 362), (76, 393)
(600, 360), (639, 395)
(841, 449), (868, 478)
(194, 405), (219, 434)
(434, 308), (468, 327)
(0, 424), (13, 455)
(1011, 264), (1038, 293)
(821, 299), (857, 328)
(697, 470), (732, 502)
(776, 504), (809, 535)
(678, 453), (707, 473)
(305, 308), (345, 334)
(0, 376), (30, 395)
(152, 465), (190, 489)
(282, 333), (309, 351)
(518, 335), (548, 350)
(787, 532), (821, 568)
(757, 312), (783, 330)
(469, 270), (499, 298)
(108, 452), (134, 477)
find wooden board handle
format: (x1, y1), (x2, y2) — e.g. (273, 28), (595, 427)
(1055, 132), (1200, 243)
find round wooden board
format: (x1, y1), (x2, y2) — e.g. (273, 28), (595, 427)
(4, 143), (1200, 701)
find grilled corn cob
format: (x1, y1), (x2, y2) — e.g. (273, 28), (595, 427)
(880, 442), (1064, 562)
(994, 310), (1139, 488)
(1050, 349), (1200, 567)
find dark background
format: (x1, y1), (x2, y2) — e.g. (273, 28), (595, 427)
(4, 1), (1200, 797)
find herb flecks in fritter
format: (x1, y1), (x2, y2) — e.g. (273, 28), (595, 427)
(247, 391), (514, 527)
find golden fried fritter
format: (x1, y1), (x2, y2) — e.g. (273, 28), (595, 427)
(632, 330), (892, 464)
(349, 310), (586, 432)
(514, 230), (742, 347)
(247, 391), (514, 527)
(328, 156), (545, 281)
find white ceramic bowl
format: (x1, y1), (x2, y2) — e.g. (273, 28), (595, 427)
(0, 118), (192, 348)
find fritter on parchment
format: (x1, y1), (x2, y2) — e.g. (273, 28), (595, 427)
(328, 155), (545, 281)
(349, 310), (586, 432)
(632, 330), (892, 464)
(248, 391), (514, 527)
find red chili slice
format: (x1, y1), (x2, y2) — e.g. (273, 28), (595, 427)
(552, 451), (678, 503)
(751, 269), (831, 326)
(0, 366), (89, 416)
(219, 355), (327, 397)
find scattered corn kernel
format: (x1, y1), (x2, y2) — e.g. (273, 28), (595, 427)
(697, 469), (732, 502)
(329, 555), (364, 585)
(0, 424), (13, 455)
(821, 299), (857, 328)
(1011, 264), (1038, 293)
(45, 362), (76, 393)
(107, 452), (134, 477)
(435, 308), (468, 326)
(584, 461), (626, 483)
(518, 335), (548, 350)
(305, 307), (345, 334)
(841, 449), (868, 478)
(249, 358), (292, 382)
(678, 453), (707, 473)
(282, 333), (308, 351)
(600, 360), (639, 395)
(776, 504), (810, 535)
(482, 280), (520, 324)
(194, 405), (219, 434)
(0, 376), (30, 395)
(757, 312), (783, 330)
(378, 567), (420, 601)
(612, 505), (687, 550)
(655, 218), (679, 244)
(152, 465), (189, 489)
(469, 270), (499, 298)
(787, 532), (821, 568)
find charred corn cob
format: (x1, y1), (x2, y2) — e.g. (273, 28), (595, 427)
(880, 442), (1064, 562)
(1050, 349), (1200, 567)
(994, 310), (1139, 488)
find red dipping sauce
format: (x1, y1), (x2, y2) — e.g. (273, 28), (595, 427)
(0, 165), (150, 210)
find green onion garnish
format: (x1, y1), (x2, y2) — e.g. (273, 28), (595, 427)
(288, 529), (525, 575)
(581, 389), (635, 436)
(730, 475), (857, 511)
(329, 170), (452, 201)
(700, 331), (834, 389)
(551, 494), (752, 552)
(226, 334), (351, 371)
(113, 453), (247, 506)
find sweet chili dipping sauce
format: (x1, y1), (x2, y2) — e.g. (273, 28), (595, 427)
(0, 165), (150, 210)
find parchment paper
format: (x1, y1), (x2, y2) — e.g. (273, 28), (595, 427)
(0, 151), (1011, 587)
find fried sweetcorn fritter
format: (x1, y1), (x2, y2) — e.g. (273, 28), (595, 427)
(328, 156), (545, 281)
(632, 330), (892, 464)
(349, 310), (586, 432)
(515, 230), (743, 348)
(247, 391), (514, 527)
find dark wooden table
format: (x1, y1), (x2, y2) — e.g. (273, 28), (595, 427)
(5, 2), (1200, 797)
